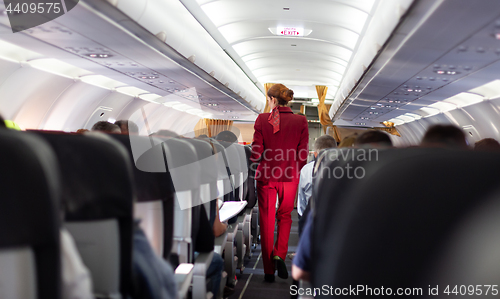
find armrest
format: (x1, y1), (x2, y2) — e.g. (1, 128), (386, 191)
(227, 223), (238, 236)
(175, 263), (194, 299)
(193, 251), (214, 276)
(214, 231), (228, 255)
(245, 208), (252, 216)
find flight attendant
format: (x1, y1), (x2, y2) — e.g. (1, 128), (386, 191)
(250, 83), (309, 282)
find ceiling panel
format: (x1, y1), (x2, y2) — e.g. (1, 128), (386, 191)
(338, 0), (500, 126)
(178, 0), (408, 100)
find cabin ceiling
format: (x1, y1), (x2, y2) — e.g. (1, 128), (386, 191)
(180, 0), (411, 101)
(0, 0), (262, 121)
(336, 0), (500, 127)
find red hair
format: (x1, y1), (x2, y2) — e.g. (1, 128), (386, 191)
(267, 84), (293, 106)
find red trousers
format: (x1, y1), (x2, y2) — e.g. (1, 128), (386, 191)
(257, 180), (298, 274)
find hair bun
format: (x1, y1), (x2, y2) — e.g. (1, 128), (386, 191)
(284, 89), (293, 102)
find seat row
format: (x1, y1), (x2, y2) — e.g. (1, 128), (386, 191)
(0, 129), (258, 299)
(310, 147), (500, 296)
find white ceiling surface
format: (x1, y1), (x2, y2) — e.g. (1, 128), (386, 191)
(0, 0), (264, 128)
(337, 0), (500, 128)
(180, 0), (412, 100)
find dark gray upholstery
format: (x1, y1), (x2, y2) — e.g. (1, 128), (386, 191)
(312, 148), (500, 295)
(35, 131), (134, 298)
(109, 134), (175, 260)
(0, 130), (61, 299)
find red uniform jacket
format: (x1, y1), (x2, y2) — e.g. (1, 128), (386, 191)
(250, 107), (309, 182)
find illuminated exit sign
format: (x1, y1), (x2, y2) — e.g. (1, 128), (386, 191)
(277, 27), (303, 36)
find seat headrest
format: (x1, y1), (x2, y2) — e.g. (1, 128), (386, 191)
(109, 134), (174, 202)
(0, 130), (60, 248)
(34, 132), (134, 221)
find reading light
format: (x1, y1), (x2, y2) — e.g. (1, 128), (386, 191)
(85, 53), (113, 58)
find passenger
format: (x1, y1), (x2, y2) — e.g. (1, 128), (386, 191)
(4, 120), (22, 130)
(131, 220), (177, 299)
(154, 130), (178, 138)
(474, 138), (500, 151)
(115, 120), (139, 135)
(420, 124), (468, 148)
(60, 229), (94, 299)
(91, 121), (121, 133)
(250, 83), (309, 282)
(297, 135), (336, 220)
(292, 213), (313, 282)
(292, 131), (393, 283)
(216, 130), (238, 143)
(355, 130), (393, 147)
(296, 112), (306, 117)
(0, 114), (5, 128)
(206, 206), (228, 297)
(338, 135), (357, 148)
(293, 135), (336, 267)
(75, 129), (89, 134)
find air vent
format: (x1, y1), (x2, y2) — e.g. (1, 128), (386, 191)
(188, 55), (196, 63)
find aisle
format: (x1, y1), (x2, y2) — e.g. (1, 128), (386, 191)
(229, 210), (300, 299)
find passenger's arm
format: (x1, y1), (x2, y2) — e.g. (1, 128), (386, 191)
(297, 168), (307, 216)
(292, 264), (310, 282)
(292, 212), (313, 281)
(297, 117), (309, 170)
(213, 205), (227, 237)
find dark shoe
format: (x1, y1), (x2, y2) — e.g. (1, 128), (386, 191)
(264, 274), (275, 282)
(273, 256), (289, 279)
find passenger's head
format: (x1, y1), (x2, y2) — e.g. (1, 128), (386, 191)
(216, 130), (238, 143)
(339, 135), (357, 148)
(4, 120), (21, 130)
(91, 121), (121, 133)
(76, 129), (89, 134)
(0, 114), (5, 129)
(313, 135), (337, 157)
(421, 125), (467, 148)
(197, 134), (209, 138)
(154, 130), (178, 138)
(474, 138), (500, 151)
(355, 130), (393, 148)
(115, 120), (139, 135)
(267, 83), (293, 108)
